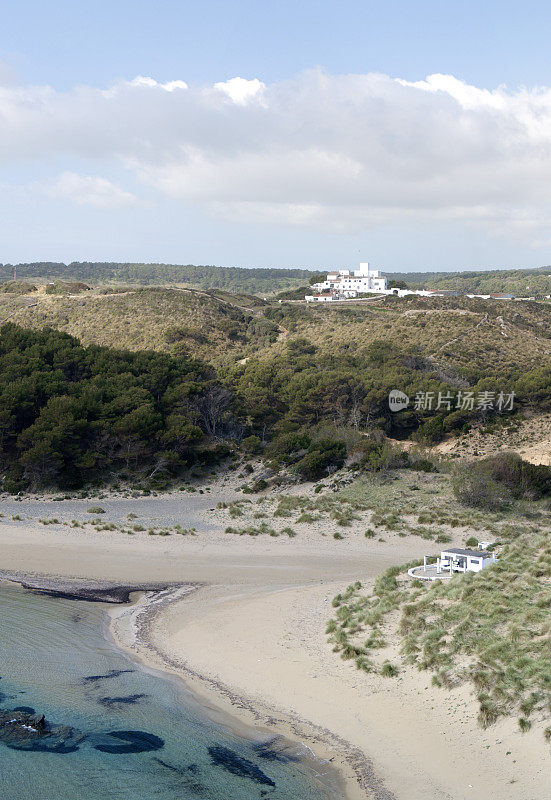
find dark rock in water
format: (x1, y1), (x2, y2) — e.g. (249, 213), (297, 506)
(97, 693), (148, 709)
(12, 706), (36, 715)
(20, 580), (178, 604)
(0, 709), (85, 754)
(94, 730), (164, 754)
(208, 745), (276, 787)
(82, 668), (134, 684)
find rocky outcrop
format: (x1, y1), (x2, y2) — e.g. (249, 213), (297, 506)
(0, 709), (85, 753)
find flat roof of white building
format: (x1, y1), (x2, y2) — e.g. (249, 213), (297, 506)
(442, 548), (492, 558)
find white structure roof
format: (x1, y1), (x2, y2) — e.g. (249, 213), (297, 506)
(442, 547), (493, 558)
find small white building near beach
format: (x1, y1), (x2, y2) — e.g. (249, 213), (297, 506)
(434, 548), (496, 574)
(409, 547), (497, 581)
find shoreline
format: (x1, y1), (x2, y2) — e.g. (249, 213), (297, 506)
(2, 572), (370, 800)
(107, 583), (388, 800)
(1, 497), (549, 800)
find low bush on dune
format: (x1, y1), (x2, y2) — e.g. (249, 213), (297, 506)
(453, 452), (551, 510)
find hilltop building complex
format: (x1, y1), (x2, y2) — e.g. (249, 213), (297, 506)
(306, 263), (387, 301)
(304, 262), (519, 303)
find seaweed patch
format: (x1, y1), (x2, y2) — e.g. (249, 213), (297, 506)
(94, 729), (164, 754)
(208, 745), (276, 787)
(97, 694), (148, 709)
(82, 668), (135, 684)
(251, 739), (300, 763)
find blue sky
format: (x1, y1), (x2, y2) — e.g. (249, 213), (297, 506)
(2, 1), (551, 271)
(6, 1), (551, 90)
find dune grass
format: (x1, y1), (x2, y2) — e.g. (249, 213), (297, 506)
(327, 534), (551, 735)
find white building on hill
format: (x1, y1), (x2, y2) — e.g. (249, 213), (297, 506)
(306, 263), (387, 301)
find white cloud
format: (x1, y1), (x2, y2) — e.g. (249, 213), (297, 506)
(3, 69), (551, 240)
(213, 77), (265, 104)
(127, 76), (188, 92)
(43, 172), (138, 207)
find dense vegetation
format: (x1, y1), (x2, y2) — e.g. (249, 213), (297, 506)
(0, 262), (314, 295)
(2, 279), (551, 489)
(394, 265), (551, 296)
(0, 261), (551, 300)
(1, 310), (550, 490)
(0, 324), (232, 490)
(226, 327), (551, 448)
(4, 260), (550, 297)
(0, 321), (466, 489)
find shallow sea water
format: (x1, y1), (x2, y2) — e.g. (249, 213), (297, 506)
(0, 583), (339, 800)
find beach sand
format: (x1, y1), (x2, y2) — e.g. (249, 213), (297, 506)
(0, 486), (548, 800)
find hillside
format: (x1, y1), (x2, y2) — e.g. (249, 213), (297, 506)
(1, 284), (551, 489)
(2, 285), (551, 374)
(391, 266), (551, 296)
(0, 262), (314, 295)
(0, 286), (276, 365)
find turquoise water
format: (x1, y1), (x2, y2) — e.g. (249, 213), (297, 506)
(0, 583), (339, 800)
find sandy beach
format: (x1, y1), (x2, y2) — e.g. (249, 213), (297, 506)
(1, 484), (548, 800)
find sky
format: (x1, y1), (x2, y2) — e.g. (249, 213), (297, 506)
(2, 0), (551, 271)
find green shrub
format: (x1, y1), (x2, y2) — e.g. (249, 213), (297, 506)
(477, 694), (504, 728)
(266, 432), (311, 465)
(409, 457), (437, 473)
(453, 468), (511, 511)
(358, 437), (408, 472)
(454, 453), (551, 510)
(412, 415), (446, 444)
(241, 435), (262, 455)
(486, 452), (551, 499)
(294, 439), (347, 481)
